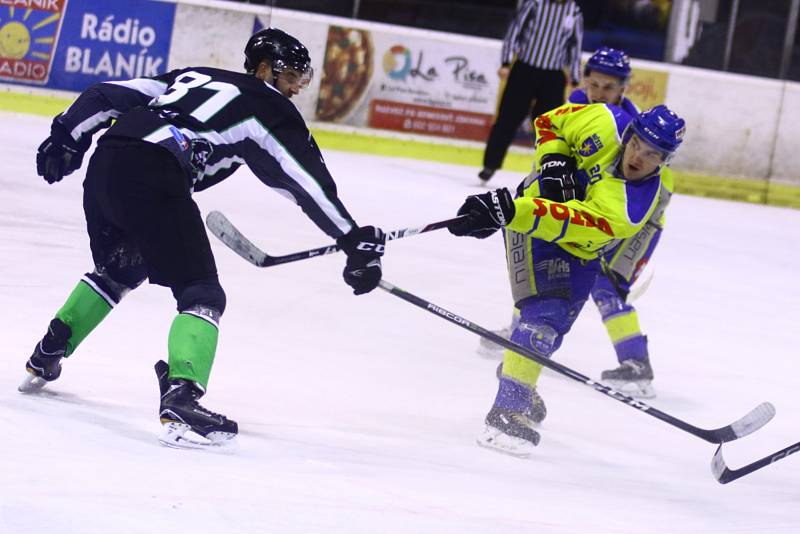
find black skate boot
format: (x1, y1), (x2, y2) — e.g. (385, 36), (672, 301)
(478, 167), (496, 183)
(477, 406), (541, 457)
(527, 387), (547, 424)
(19, 319), (71, 393)
(156, 361), (238, 449)
(600, 356), (655, 398)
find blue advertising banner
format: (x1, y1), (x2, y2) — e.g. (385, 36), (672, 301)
(49, 0), (174, 91)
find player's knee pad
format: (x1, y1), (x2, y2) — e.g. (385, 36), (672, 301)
(174, 278), (226, 317)
(91, 243), (147, 302)
(592, 274), (634, 317)
(511, 322), (559, 358)
(591, 287), (627, 318)
(85, 268), (145, 305)
(513, 297), (578, 357)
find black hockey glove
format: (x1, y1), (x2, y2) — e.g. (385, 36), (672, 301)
(337, 225), (386, 295)
(448, 188), (515, 239)
(538, 153), (577, 203)
(36, 117), (90, 184)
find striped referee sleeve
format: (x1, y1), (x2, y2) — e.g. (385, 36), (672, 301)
(566, 8), (584, 82)
(509, 0), (583, 75)
(501, 0), (537, 66)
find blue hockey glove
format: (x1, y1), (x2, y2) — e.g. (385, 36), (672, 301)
(36, 117), (90, 184)
(337, 225), (385, 295)
(538, 153), (577, 203)
(448, 188), (515, 239)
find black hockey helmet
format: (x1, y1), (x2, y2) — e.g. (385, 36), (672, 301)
(244, 28), (313, 86)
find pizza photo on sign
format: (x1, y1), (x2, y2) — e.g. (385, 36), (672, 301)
(315, 26), (373, 122)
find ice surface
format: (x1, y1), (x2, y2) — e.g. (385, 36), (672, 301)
(1, 111), (798, 533)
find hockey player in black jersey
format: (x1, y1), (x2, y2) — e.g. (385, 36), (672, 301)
(21, 28), (386, 449)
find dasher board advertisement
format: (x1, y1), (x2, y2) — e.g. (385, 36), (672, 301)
(315, 25), (501, 142)
(50, 0), (174, 91)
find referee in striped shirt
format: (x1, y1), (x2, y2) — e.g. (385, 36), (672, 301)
(479, 0), (583, 182)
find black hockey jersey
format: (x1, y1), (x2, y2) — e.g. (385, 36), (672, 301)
(57, 67), (356, 238)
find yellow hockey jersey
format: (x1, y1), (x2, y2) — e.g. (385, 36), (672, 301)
(508, 103), (665, 260)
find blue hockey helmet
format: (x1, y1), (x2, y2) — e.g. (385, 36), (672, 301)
(623, 105), (686, 162)
(244, 28), (313, 85)
(584, 46), (631, 81)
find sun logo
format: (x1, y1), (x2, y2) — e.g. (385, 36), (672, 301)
(0, 21), (30, 59)
(0, 2), (66, 83)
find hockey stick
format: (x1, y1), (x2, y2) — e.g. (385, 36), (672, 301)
(205, 211), (465, 268)
(627, 268), (654, 302)
(599, 257), (654, 304)
(711, 440), (800, 484)
(377, 279), (775, 445)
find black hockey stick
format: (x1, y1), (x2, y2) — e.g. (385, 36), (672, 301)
(206, 210), (465, 267)
(711, 440), (800, 484)
(377, 279), (775, 445)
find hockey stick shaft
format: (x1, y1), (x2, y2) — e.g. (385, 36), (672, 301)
(206, 211), (465, 267)
(378, 279), (774, 444)
(712, 440), (800, 483)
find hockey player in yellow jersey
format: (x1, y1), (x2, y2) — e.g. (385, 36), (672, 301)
(448, 102), (686, 456)
(480, 47), (674, 400)
(569, 46), (673, 398)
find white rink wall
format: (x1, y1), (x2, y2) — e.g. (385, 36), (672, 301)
(3, 0), (798, 183)
(165, 0), (800, 184)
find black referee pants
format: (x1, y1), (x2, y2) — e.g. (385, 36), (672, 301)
(483, 62), (566, 171)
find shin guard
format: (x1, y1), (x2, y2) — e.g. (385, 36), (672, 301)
(54, 279), (114, 356)
(167, 312), (219, 390)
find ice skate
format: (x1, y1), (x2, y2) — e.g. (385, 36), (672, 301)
(19, 319), (71, 393)
(476, 406), (541, 458)
(476, 327), (511, 359)
(600, 356), (656, 398)
(494, 363), (547, 423)
(527, 387), (547, 424)
(156, 361), (238, 449)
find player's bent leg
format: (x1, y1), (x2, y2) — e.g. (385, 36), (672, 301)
(168, 278), (226, 387)
(158, 279), (237, 448)
(502, 320), (558, 422)
(478, 316), (562, 457)
(592, 279), (655, 398)
(19, 269), (144, 393)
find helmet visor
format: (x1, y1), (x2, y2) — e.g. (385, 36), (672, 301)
(273, 59), (313, 88)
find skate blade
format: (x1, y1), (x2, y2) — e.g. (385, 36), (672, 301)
(18, 373), (48, 393)
(603, 379), (656, 399)
(476, 426), (538, 458)
(158, 422), (238, 450)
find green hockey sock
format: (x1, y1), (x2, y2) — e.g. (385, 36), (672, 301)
(55, 280), (113, 356)
(167, 313), (219, 390)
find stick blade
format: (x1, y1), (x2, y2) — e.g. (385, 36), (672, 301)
(705, 402), (776, 443)
(728, 402), (776, 440)
(712, 439), (800, 484)
(205, 211), (271, 266)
